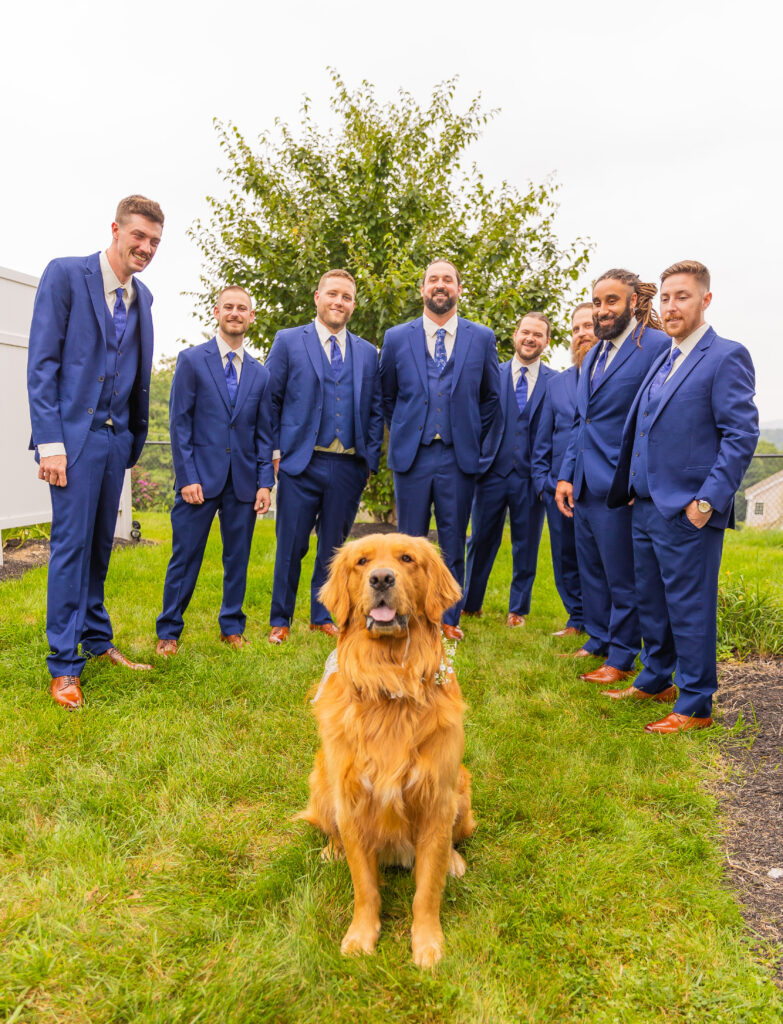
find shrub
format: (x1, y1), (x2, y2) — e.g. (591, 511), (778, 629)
(717, 570), (783, 660)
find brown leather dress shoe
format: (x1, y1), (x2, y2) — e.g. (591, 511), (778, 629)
(309, 622), (339, 636)
(602, 684), (677, 702)
(50, 675), (84, 709)
(579, 664), (635, 684)
(155, 638), (178, 658)
(507, 613), (526, 627)
(556, 646), (596, 659)
(268, 626), (290, 645)
(220, 633), (248, 649)
(644, 712), (713, 734)
(442, 624), (464, 641)
(462, 609), (482, 618)
(552, 626), (583, 637)
(96, 647), (153, 670)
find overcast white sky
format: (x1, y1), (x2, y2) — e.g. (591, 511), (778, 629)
(2, 0), (781, 421)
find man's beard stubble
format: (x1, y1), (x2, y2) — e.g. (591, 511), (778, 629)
(593, 299), (634, 341)
(424, 291), (457, 317)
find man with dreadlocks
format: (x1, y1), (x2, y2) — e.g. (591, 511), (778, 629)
(555, 270), (669, 686)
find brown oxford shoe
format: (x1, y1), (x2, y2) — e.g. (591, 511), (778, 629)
(644, 712), (713, 734)
(551, 626), (583, 637)
(507, 613), (526, 628)
(268, 626), (290, 645)
(579, 664), (635, 685)
(96, 647), (152, 670)
(462, 609), (482, 618)
(50, 675), (84, 709)
(220, 633), (248, 649)
(556, 646), (596, 659)
(442, 624), (464, 641)
(155, 638), (178, 658)
(602, 684), (677, 702)
(309, 622), (339, 637)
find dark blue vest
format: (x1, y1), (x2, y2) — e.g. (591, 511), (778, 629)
(93, 298), (141, 433)
(422, 350), (454, 445)
(492, 369), (532, 477)
(316, 340), (355, 450)
(628, 383), (663, 498)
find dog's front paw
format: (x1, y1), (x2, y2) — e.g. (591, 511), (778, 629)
(320, 839), (345, 862)
(447, 849), (466, 878)
(411, 925), (444, 968)
(341, 919), (380, 956)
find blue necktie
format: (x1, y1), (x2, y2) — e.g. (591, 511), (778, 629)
(648, 347), (682, 398)
(225, 351), (238, 406)
(515, 366), (528, 414)
(330, 335), (343, 379)
(113, 287), (127, 344)
(433, 328), (447, 372)
(590, 340), (611, 393)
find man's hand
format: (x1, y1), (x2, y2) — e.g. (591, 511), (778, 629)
(255, 488), (272, 515)
(181, 483), (204, 505)
(39, 454), (67, 488)
(555, 480), (575, 519)
(684, 499), (712, 529)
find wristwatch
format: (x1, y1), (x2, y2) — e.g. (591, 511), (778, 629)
(697, 499), (712, 514)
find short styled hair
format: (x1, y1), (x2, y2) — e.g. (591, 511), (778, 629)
(215, 285), (253, 307)
(517, 311), (551, 338)
(660, 259), (711, 292)
(115, 194), (164, 226)
(423, 259), (462, 286)
(317, 269), (356, 293)
(571, 301), (593, 320)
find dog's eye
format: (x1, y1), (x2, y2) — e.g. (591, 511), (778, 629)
(357, 557), (368, 566)
(400, 554), (413, 563)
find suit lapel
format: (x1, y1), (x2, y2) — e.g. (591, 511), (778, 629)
(650, 328), (715, 427)
(231, 349), (257, 420)
(406, 319), (428, 391)
(451, 318), (471, 391)
(527, 363), (553, 420)
(86, 254), (109, 348)
(579, 343), (601, 412)
(592, 331), (635, 393)
(500, 360), (512, 417)
(205, 337), (232, 415)
(303, 322), (326, 384)
(347, 332), (364, 429)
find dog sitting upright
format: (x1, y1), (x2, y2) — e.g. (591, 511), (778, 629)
(298, 533), (476, 968)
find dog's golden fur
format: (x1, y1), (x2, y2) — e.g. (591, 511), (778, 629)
(298, 533), (475, 967)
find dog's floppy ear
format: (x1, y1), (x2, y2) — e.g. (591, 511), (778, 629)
(423, 540), (462, 624)
(318, 542), (354, 628)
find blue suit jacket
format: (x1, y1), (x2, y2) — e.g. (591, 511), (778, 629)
(169, 338), (274, 502)
(531, 364), (579, 496)
(379, 316), (501, 474)
(607, 328), (758, 529)
(479, 359), (557, 477)
(27, 252), (154, 468)
(265, 323), (384, 476)
(559, 325), (670, 499)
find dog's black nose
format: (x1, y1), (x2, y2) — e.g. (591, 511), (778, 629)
(369, 568), (396, 591)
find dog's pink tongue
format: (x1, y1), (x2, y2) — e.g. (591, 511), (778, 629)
(369, 606), (396, 622)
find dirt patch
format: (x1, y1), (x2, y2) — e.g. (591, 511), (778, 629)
(349, 522), (438, 542)
(0, 537), (156, 583)
(718, 659), (783, 979)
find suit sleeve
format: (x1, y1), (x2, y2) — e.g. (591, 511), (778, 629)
(379, 331), (398, 428)
(699, 345), (759, 513)
(531, 387), (555, 496)
(168, 353), (199, 488)
(264, 332), (288, 451)
(27, 260), (70, 447)
(255, 372), (275, 490)
(366, 347), (384, 473)
(479, 330), (501, 444)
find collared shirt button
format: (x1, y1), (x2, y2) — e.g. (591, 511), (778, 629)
(98, 376), (104, 382)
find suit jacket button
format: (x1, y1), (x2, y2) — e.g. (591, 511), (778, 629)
(586, 417), (591, 423)
(88, 408), (94, 414)
(98, 376), (104, 382)
(226, 448), (231, 453)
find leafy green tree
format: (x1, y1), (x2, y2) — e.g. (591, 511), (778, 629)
(190, 71), (591, 518)
(132, 357), (177, 513)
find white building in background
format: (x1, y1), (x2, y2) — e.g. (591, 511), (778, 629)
(744, 468), (783, 529)
(0, 266), (133, 566)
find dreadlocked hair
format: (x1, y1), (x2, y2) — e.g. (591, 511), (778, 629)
(594, 268), (664, 345)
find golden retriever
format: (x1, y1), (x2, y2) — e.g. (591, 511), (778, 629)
(297, 533), (475, 968)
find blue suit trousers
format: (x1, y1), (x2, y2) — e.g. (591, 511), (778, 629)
(544, 494), (584, 629)
(631, 498), (724, 718)
(157, 472), (257, 640)
(47, 426), (133, 676)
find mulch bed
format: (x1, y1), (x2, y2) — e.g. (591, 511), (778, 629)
(0, 537), (154, 582)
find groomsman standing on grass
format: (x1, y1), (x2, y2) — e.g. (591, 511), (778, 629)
(462, 312), (557, 627)
(602, 260), (758, 732)
(532, 303), (598, 637)
(379, 260), (501, 641)
(27, 195), (164, 710)
(155, 286), (274, 656)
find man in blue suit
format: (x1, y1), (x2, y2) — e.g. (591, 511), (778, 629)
(379, 260), (501, 640)
(603, 261), (758, 732)
(463, 312), (557, 626)
(27, 195), (164, 709)
(155, 286), (274, 655)
(265, 269), (384, 644)
(532, 304), (597, 636)
(555, 270), (669, 685)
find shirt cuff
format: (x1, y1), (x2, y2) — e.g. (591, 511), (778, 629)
(273, 450), (281, 461)
(38, 443), (67, 459)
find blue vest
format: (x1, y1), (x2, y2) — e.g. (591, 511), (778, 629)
(316, 340), (355, 450)
(628, 383), (663, 498)
(93, 298), (141, 433)
(422, 350), (454, 445)
(493, 369), (531, 477)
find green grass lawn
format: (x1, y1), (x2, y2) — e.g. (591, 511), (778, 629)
(1, 516), (781, 1023)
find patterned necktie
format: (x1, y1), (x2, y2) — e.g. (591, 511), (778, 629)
(590, 340), (611, 393)
(433, 328), (447, 372)
(515, 366), (528, 414)
(225, 351), (238, 405)
(648, 347), (682, 398)
(330, 335), (343, 379)
(113, 287), (127, 344)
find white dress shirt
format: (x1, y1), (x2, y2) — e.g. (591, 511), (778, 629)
(423, 312), (458, 361)
(314, 317), (347, 357)
(590, 317), (637, 382)
(216, 332), (245, 382)
(512, 355), (541, 399)
(664, 322), (710, 381)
